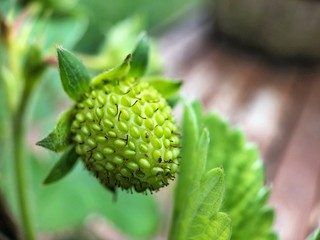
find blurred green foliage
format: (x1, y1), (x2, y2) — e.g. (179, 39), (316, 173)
(194, 101), (278, 239)
(0, 0), (278, 239)
(170, 101), (231, 240)
(2, 152), (161, 237)
(9, 0), (204, 53)
(169, 99), (277, 239)
(0, 0), (205, 238)
(72, 0), (203, 53)
(32, 155), (160, 237)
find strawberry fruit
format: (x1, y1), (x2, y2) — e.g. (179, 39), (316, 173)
(72, 77), (180, 193)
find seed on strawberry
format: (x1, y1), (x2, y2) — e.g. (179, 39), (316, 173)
(71, 77), (180, 193)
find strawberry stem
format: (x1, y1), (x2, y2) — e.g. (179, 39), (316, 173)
(12, 81), (36, 240)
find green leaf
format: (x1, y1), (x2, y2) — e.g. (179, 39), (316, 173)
(198, 168), (225, 218)
(12, 154), (160, 237)
(169, 102), (202, 240)
(190, 100), (204, 128)
(172, 101), (200, 211)
(31, 16), (87, 51)
(187, 168), (229, 239)
(57, 46), (91, 100)
(201, 105), (277, 239)
(172, 100), (277, 240)
(142, 77), (182, 98)
(166, 95), (180, 108)
(1, 152), (161, 237)
(128, 33), (149, 78)
(43, 146), (78, 185)
(169, 100), (230, 240)
(36, 109), (73, 152)
(179, 128), (210, 227)
(307, 227), (320, 240)
(83, 17), (163, 75)
(252, 208), (275, 235)
(91, 54), (131, 87)
(263, 231), (280, 240)
(189, 212), (231, 240)
(95, 17), (145, 68)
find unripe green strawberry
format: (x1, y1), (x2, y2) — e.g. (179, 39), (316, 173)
(71, 77), (180, 193)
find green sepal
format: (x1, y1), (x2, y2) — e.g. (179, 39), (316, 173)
(37, 109), (73, 152)
(91, 54), (131, 87)
(166, 95), (180, 108)
(57, 46), (91, 100)
(142, 77), (182, 108)
(143, 77), (182, 98)
(43, 146), (78, 185)
(128, 33), (149, 78)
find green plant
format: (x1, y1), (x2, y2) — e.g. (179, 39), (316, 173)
(35, 38), (277, 239)
(0, 5), (278, 240)
(170, 101), (278, 239)
(37, 38), (181, 194)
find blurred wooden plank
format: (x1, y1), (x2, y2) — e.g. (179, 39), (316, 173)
(172, 44), (305, 178)
(269, 72), (320, 240)
(160, 20), (320, 239)
(264, 71), (315, 180)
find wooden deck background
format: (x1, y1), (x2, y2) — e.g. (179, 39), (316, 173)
(159, 19), (320, 240)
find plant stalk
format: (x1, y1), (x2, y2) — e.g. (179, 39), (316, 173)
(12, 82), (36, 240)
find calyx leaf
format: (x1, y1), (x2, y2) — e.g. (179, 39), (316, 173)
(91, 54), (131, 86)
(43, 146), (78, 185)
(37, 109), (73, 152)
(142, 77), (182, 98)
(128, 33), (149, 78)
(57, 46), (91, 100)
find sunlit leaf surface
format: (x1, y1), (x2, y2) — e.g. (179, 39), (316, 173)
(200, 102), (277, 239)
(169, 101), (231, 240)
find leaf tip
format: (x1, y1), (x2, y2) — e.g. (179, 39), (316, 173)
(42, 174), (57, 185)
(42, 146), (78, 185)
(42, 178), (50, 185)
(56, 43), (67, 50)
(55, 46), (91, 100)
(56, 45), (65, 54)
(124, 53), (132, 63)
(128, 33), (150, 78)
(35, 139), (43, 147)
(216, 167), (225, 176)
(36, 137), (50, 149)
